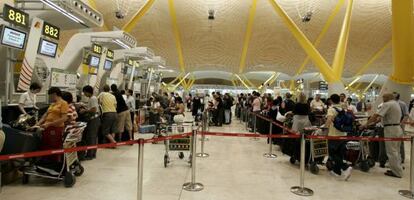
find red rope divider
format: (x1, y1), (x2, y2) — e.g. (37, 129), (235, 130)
(0, 132), (192, 161)
(247, 110), (299, 134)
(201, 131), (411, 142)
(201, 131), (300, 139)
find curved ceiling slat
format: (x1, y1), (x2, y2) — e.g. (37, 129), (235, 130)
(58, 0), (393, 82)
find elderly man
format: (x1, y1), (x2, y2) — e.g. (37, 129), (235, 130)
(361, 93), (403, 178)
(310, 94), (324, 112)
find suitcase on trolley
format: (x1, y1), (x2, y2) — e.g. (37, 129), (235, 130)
(1, 124), (41, 155)
(139, 124), (156, 134)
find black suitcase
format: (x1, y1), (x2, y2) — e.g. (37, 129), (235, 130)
(1, 124), (41, 155)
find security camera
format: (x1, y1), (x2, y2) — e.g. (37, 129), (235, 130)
(302, 11), (312, 23)
(115, 11), (125, 19)
(208, 9), (215, 20)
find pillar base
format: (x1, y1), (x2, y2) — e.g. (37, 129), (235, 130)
(328, 82), (346, 95)
(374, 78), (413, 109)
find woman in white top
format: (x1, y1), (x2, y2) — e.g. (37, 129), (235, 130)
(18, 83), (42, 114)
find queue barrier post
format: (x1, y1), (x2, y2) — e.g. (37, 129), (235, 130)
(263, 122), (277, 158)
(137, 139), (144, 200)
(399, 135), (414, 199)
(290, 132), (314, 196)
(197, 113), (210, 158)
(203, 111), (210, 141)
(183, 124), (204, 191)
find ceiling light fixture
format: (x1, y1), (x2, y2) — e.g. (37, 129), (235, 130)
(113, 39), (131, 49)
(40, 0), (88, 27)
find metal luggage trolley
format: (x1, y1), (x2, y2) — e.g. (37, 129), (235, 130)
(304, 127), (329, 174)
(163, 121), (194, 168)
(22, 122), (87, 187)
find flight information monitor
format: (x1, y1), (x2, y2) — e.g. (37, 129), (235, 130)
(38, 39), (58, 58)
(89, 55), (100, 68)
(104, 59), (113, 71)
(0, 26), (27, 49)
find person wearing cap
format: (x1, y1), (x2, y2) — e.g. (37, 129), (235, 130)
(361, 93), (404, 178)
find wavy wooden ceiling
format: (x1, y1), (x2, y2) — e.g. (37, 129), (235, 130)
(74, 0), (392, 77)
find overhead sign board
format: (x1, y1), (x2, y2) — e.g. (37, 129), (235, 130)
(92, 43), (102, 55)
(106, 49), (114, 59)
(3, 4), (29, 28)
(42, 21), (60, 40)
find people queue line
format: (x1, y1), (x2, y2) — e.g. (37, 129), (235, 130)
(235, 91), (414, 180)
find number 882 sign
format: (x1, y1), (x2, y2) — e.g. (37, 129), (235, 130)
(42, 22), (60, 40)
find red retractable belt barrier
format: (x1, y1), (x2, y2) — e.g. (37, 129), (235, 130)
(248, 111), (299, 134)
(246, 111), (412, 142)
(201, 131), (300, 139)
(0, 132), (192, 161)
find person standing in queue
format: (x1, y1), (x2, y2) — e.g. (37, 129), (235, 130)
(126, 89), (136, 138)
(18, 83), (42, 115)
(171, 97), (185, 123)
(324, 94), (353, 181)
(361, 93), (403, 178)
(80, 86), (100, 160)
(98, 85), (118, 145)
(111, 84), (133, 142)
(292, 93), (311, 134)
(34, 87), (69, 161)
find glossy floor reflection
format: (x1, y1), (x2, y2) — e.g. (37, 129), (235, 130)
(0, 117), (410, 200)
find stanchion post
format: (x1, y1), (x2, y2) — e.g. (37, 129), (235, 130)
(183, 124), (204, 191)
(263, 122), (277, 158)
(399, 136), (414, 199)
(137, 139), (144, 200)
(291, 133), (313, 196)
(197, 114), (210, 158)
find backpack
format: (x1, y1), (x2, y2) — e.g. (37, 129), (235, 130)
(333, 107), (354, 133)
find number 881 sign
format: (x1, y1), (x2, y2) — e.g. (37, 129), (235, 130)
(3, 4), (29, 28)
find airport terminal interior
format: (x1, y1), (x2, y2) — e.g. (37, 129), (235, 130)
(0, 0), (414, 200)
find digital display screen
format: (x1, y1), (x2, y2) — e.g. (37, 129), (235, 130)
(89, 55), (100, 68)
(104, 60), (112, 71)
(1, 26), (27, 49)
(38, 39), (58, 58)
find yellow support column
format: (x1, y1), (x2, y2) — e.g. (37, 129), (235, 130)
(235, 74), (251, 90)
(168, 0), (186, 73)
(374, 0), (414, 105)
(241, 75), (256, 89)
(238, 0), (258, 74)
(390, 0), (414, 84)
(291, 0), (345, 78)
(332, 0), (354, 78)
(267, 0), (337, 82)
(122, 0), (156, 33)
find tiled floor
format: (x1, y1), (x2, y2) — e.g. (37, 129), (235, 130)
(0, 116), (410, 200)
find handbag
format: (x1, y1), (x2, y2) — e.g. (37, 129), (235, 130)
(11, 114), (37, 131)
(276, 111), (286, 122)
